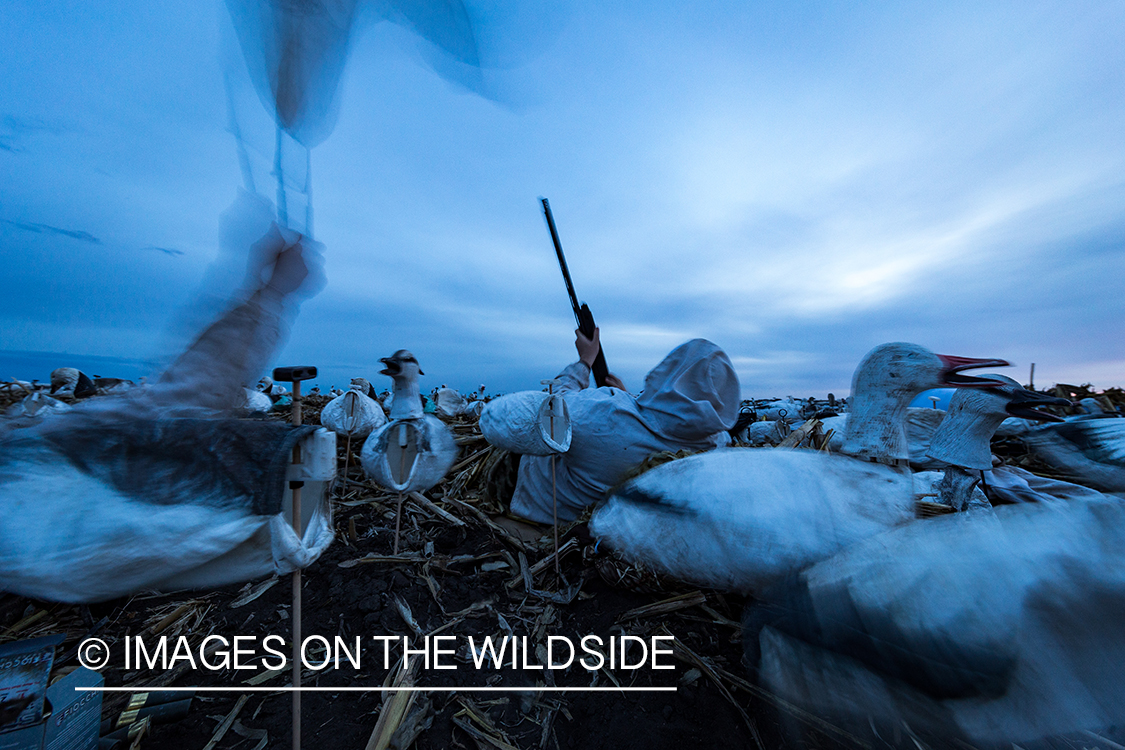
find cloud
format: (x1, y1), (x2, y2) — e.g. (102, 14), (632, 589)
(2, 0), (1124, 399)
(3, 220), (101, 244)
(143, 245), (185, 257)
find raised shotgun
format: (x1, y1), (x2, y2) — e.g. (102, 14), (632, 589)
(540, 197), (609, 387)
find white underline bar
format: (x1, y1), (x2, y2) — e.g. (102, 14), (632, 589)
(77, 686), (676, 693)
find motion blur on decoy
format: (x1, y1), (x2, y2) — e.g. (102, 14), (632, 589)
(591, 343), (1010, 592)
(0, 221), (332, 603)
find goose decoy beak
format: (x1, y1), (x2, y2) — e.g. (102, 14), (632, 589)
(936, 355), (1011, 387)
(1005, 388), (1070, 422)
(380, 351), (423, 377)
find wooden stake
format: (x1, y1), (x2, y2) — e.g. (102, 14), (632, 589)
(551, 454), (559, 579)
(548, 382), (560, 578)
(290, 378), (303, 750)
(394, 423), (409, 554)
(342, 433), (353, 493)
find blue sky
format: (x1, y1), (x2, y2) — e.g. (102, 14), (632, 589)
(2, 1), (1123, 397)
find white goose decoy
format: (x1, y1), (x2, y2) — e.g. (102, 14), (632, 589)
(434, 386), (466, 418)
(1020, 418), (1125, 494)
(590, 343), (1009, 592)
(256, 375), (276, 397)
(744, 418), (792, 447)
(321, 378), (387, 439)
(49, 367), (97, 398)
(1072, 396), (1114, 419)
(915, 374), (1071, 511)
(754, 398), (807, 422)
(242, 387), (274, 412)
(9, 391), (71, 420)
(0, 379), (35, 396)
(821, 405), (950, 469)
(360, 350), (457, 552)
(0, 224), (335, 602)
(746, 489), (1125, 747)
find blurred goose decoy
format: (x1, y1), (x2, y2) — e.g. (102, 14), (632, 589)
(745, 490), (1125, 747)
(360, 350), (456, 552)
(92, 376), (134, 393)
(0, 222), (334, 602)
(590, 343), (1009, 592)
(1019, 418), (1125, 495)
(819, 407), (949, 469)
(8, 391), (71, 420)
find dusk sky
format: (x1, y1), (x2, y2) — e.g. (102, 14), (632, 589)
(2, 1), (1123, 398)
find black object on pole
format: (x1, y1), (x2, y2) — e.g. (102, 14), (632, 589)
(540, 197), (609, 387)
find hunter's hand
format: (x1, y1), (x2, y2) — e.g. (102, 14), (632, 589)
(604, 372), (627, 391)
(575, 327), (600, 368)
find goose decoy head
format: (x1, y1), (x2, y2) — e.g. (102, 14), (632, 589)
(349, 377), (375, 397)
(50, 367), (97, 397)
(380, 350), (424, 378)
(944, 373), (1069, 422)
(1003, 385), (1070, 422)
(846, 344), (1011, 461)
(855, 344), (1009, 393)
(49, 367), (77, 393)
(927, 374), (1072, 469)
(256, 376), (274, 393)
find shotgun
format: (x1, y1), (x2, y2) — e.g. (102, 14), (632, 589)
(540, 197), (609, 387)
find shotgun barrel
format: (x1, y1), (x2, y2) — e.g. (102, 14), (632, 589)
(540, 197), (609, 387)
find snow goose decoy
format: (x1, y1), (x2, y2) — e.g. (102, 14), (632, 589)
(434, 386), (466, 418)
(0, 224), (336, 602)
(1018, 410), (1125, 494)
(256, 375), (277, 397)
(242, 386), (273, 412)
(590, 342), (1009, 592)
(1072, 396), (1114, 419)
(360, 350), (457, 552)
(49, 367), (97, 398)
(7, 391), (71, 422)
(745, 485), (1125, 747)
(0, 379), (35, 396)
(321, 378), (387, 438)
(914, 374), (1071, 511)
(321, 377), (388, 481)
